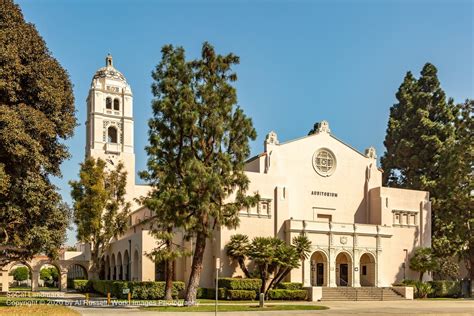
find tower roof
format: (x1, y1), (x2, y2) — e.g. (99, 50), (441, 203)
(93, 54), (126, 82)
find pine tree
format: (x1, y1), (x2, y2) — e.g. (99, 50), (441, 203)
(70, 158), (130, 278)
(141, 42), (257, 305)
(0, 0), (76, 267)
(432, 99), (473, 279)
(381, 63), (456, 192)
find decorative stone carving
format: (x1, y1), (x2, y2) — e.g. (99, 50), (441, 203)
(265, 131), (279, 145)
(93, 55), (127, 82)
(313, 148), (337, 177)
(365, 146), (377, 159)
(315, 120), (331, 134)
(340, 236), (348, 245)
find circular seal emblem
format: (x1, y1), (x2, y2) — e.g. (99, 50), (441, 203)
(313, 148), (336, 177)
(340, 236), (348, 245)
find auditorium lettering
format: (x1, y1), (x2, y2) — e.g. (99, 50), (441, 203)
(311, 190), (338, 197)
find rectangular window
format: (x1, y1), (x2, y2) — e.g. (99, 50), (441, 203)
(317, 214), (332, 222)
(362, 265), (367, 276)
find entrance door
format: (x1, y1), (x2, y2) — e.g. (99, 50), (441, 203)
(340, 264), (348, 286)
(316, 263), (324, 286)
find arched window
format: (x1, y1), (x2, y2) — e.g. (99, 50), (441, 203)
(113, 98), (120, 111)
(106, 97), (112, 109)
(108, 126), (118, 144)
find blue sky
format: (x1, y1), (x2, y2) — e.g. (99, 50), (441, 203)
(16, 0), (473, 245)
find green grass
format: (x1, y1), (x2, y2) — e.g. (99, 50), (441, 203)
(196, 298), (306, 304)
(0, 305), (78, 316)
(144, 304), (328, 312)
(8, 287), (32, 291)
(37, 287), (60, 291)
(7, 286), (59, 291)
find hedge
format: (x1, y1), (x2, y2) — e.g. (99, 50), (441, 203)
(226, 290), (256, 300)
(218, 278), (261, 291)
(267, 289), (307, 300)
(67, 279), (92, 292)
(90, 280), (185, 299)
(428, 281), (462, 298)
(276, 282), (303, 290)
(209, 288), (226, 300)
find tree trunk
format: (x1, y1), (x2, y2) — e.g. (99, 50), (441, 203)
(269, 267), (290, 290)
(419, 271), (424, 282)
(238, 258), (251, 278)
(90, 243), (100, 279)
(164, 228), (174, 301)
(469, 245), (474, 283)
(164, 258), (174, 300)
(184, 232), (207, 305)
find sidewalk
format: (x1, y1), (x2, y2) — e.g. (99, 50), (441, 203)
(70, 299), (474, 316)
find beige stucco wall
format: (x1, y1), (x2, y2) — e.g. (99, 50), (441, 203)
(84, 60), (431, 288)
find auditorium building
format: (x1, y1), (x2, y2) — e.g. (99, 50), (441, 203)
(85, 55), (432, 290)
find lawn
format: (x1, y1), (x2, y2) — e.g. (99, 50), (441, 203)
(8, 287), (59, 291)
(144, 304), (328, 312)
(0, 297), (78, 316)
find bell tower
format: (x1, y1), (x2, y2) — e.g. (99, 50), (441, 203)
(85, 54), (135, 192)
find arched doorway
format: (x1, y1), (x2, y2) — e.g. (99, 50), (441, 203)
(335, 252), (352, 287)
(67, 264), (88, 289)
(310, 251), (328, 286)
(111, 254), (116, 280)
(117, 252), (123, 280)
(99, 258), (106, 280)
(8, 263), (32, 291)
(360, 253), (376, 286)
(105, 256), (110, 280)
(38, 263), (60, 290)
(133, 250), (139, 281)
(123, 250), (130, 281)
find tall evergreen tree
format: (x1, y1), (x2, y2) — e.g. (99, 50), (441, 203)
(0, 0), (76, 267)
(381, 63), (456, 192)
(432, 99), (473, 279)
(142, 43), (257, 305)
(70, 158), (130, 278)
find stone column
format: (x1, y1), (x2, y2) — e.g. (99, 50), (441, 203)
(353, 227), (361, 287)
(60, 270), (68, 292)
(352, 249), (361, 287)
(31, 270), (39, 292)
(303, 257), (311, 287)
(329, 251), (336, 287)
(1, 269), (9, 292)
(376, 226), (382, 287)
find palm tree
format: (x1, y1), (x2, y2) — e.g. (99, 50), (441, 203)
(226, 234), (251, 278)
(270, 234), (311, 288)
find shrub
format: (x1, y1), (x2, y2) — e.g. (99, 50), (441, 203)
(402, 280), (433, 299)
(91, 280), (115, 296)
(267, 289), (307, 300)
(90, 280), (185, 299)
(415, 282), (433, 299)
(71, 280), (91, 293)
(128, 281), (185, 300)
(218, 278), (261, 291)
(205, 287), (227, 299)
(276, 282), (303, 290)
(428, 281), (461, 298)
(226, 290), (256, 300)
(197, 287), (206, 299)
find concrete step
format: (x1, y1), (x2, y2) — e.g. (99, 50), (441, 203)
(321, 287), (406, 301)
